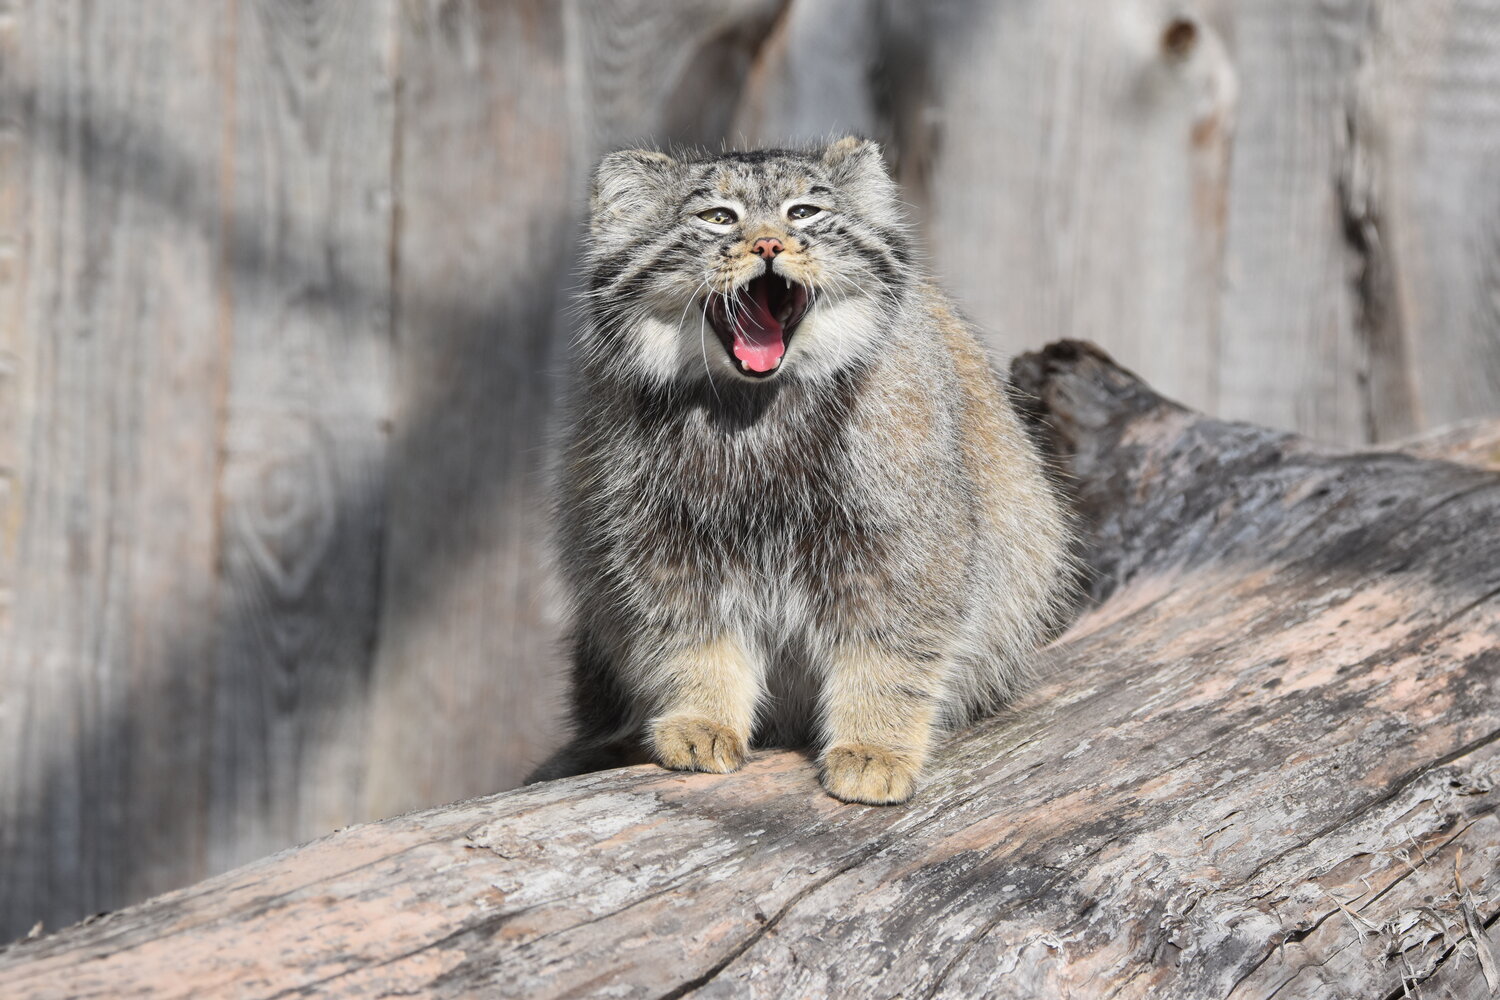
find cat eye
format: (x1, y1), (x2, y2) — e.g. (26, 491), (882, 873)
(697, 207), (738, 225)
(787, 204), (822, 220)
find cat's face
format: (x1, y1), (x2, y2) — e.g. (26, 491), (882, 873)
(582, 139), (913, 385)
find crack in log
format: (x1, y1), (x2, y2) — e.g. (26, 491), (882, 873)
(1355, 818), (1480, 914)
(1225, 770), (1497, 997)
(519, 842), (767, 947)
(263, 909), (521, 999)
(291, 816), (816, 995)
(1258, 931), (1368, 1000)
(1378, 908), (1500, 1000)
(1378, 478), (1500, 550)
(311, 830), (851, 1000)
(916, 871), (1078, 1000)
(1100, 964), (1159, 1000)
(651, 783), (1001, 999)
(1201, 810), (1244, 844)
(1224, 726), (1500, 900)
(1277, 475), (1499, 577)
(1224, 906), (1346, 999)
(652, 847), (887, 1000)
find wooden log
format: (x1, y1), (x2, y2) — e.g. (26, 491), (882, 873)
(2, 342), (1496, 999)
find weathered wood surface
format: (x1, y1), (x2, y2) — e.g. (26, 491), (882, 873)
(0, 0), (235, 939)
(0, 0), (405, 935)
(3, 343), (1496, 999)
(359, 0), (572, 830)
(208, 0), (398, 883)
(5, 0), (1500, 942)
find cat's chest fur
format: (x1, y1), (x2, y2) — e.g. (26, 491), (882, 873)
(596, 376), (877, 588)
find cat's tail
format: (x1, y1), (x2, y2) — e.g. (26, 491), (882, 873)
(522, 736), (649, 785)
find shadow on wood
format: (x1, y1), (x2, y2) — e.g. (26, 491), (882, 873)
(0, 0), (789, 938)
(2, 342), (1496, 999)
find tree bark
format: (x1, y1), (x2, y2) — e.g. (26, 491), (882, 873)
(3, 342), (1497, 1000)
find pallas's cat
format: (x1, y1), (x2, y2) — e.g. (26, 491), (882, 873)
(535, 138), (1071, 804)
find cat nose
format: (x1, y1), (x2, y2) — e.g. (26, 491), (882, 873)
(752, 237), (784, 259)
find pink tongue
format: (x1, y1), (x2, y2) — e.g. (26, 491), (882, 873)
(731, 279), (785, 372)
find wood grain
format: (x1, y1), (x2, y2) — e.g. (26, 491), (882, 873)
(2, 343), (1495, 998)
(1359, 0), (1500, 435)
(1211, 0), (1376, 442)
(0, 0), (401, 936)
(360, 0), (575, 821)
(0, 0), (231, 940)
(207, 0), (398, 875)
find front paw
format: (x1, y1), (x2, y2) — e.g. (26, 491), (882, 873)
(820, 744), (920, 805)
(648, 715), (749, 774)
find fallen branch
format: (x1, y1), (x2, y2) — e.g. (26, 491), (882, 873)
(3, 342), (1497, 999)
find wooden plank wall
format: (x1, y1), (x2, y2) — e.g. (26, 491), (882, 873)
(1, 0), (1497, 940)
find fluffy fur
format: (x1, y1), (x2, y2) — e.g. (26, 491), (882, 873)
(531, 138), (1071, 804)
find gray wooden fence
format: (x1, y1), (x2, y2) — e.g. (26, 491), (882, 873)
(2, 0), (1497, 941)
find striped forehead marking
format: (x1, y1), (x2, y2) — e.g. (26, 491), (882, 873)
(702, 161), (817, 206)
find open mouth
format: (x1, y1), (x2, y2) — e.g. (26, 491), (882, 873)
(705, 271), (810, 378)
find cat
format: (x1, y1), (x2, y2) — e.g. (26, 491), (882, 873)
(531, 138), (1071, 804)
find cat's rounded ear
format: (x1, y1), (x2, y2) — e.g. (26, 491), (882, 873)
(590, 149), (679, 231)
(821, 137), (890, 185)
(821, 137), (901, 224)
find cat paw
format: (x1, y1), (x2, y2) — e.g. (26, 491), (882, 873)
(649, 716), (749, 774)
(820, 744), (919, 805)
